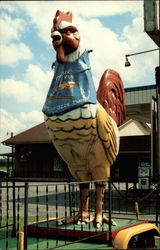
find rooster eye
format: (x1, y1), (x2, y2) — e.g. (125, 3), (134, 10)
(66, 30), (71, 36)
(60, 26), (78, 35)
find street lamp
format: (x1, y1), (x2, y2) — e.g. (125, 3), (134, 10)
(124, 47), (160, 184)
(124, 48), (159, 67)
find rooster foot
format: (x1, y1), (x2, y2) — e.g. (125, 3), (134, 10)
(93, 214), (117, 229)
(58, 212), (94, 226)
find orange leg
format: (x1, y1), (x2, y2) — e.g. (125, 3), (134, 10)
(59, 182), (116, 227)
(94, 182), (106, 228)
(94, 182), (117, 228)
(62, 183), (94, 224)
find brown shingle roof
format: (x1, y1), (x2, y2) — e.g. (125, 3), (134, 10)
(2, 122), (51, 145)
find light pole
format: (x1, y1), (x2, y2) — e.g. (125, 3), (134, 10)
(125, 47), (160, 183)
(124, 48), (159, 67)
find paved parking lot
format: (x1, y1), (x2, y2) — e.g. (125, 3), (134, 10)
(0, 181), (159, 224)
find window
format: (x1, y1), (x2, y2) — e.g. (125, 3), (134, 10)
(53, 157), (63, 172)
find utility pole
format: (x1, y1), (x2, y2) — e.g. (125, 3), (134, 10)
(155, 66), (160, 180)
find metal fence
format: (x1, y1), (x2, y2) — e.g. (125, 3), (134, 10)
(0, 178), (159, 250)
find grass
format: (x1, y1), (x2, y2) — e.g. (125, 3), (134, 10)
(0, 216), (47, 240)
(0, 216), (49, 249)
(0, 166), (7, 171)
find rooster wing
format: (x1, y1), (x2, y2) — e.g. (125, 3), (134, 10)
(97, 69), (126, 127)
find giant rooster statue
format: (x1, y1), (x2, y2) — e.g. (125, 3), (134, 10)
(42, 10), (126, 228)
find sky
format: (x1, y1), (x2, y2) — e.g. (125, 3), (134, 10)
(0, 1), (159, 154)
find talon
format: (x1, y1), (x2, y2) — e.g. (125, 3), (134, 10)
(57, 220), (64, 226)
(96, 222), (101, 229)
(77, 220), (86, 225)
(111, 220), (117, 226)
(94, 222), (101, 229)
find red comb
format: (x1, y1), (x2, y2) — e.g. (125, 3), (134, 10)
(53, 10), (73, 30)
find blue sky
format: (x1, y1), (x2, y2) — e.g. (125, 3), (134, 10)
(0, 1), (159, 153)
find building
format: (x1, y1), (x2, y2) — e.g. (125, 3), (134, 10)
(2, 85), (156, 183)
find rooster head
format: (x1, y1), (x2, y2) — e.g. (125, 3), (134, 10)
(51, 10), (80, 62)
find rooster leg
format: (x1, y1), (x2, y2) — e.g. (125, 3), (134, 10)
(62, 183), (94, 225)
(77, 183), (94, 224)
(94, 182), (106, 228)
(94, 182), (117, 228)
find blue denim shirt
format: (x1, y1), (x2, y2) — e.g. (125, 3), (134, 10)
(42, 50), (96, 116)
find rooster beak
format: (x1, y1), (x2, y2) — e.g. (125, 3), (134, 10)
(51, 30), (63, 46)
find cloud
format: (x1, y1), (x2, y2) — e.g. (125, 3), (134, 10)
(0, 13), (25, 43)
(0, 43), (33, 65)
(18, 110), (44, 125)
(13, 1), (158, 88)
(60, 1), (143, 18)
(75, 11), (158, 88)
(25, 64), (51, 90)
(0, 108), (44, 153)
(0, 1), (18, 13)
(82, 12), (158, 88)
(1, 64), (53, 105)
(0, 1), (158, 86)
(0, 11), (33, 65)
(14, 1), (143, 44)
(0, 109), (22, 138)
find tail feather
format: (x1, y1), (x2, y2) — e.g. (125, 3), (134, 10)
(97, 69), (126, 126)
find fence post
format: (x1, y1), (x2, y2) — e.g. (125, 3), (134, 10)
(12, 180), (16, 237)
(108, 178), (112, 246)
(24, 182), (28, 250)
(0, 182), (2, 227)
(68, 183), (72, 216)
(156, 181), (160, 226)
